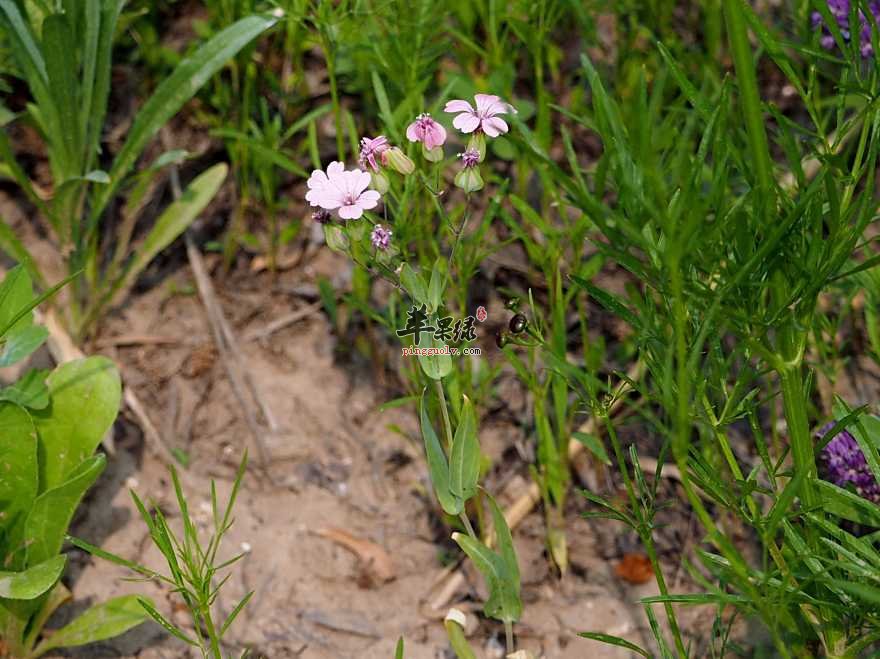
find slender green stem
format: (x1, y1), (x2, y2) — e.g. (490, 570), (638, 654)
(504, 620), (514, 654)
(779, 364), (818, 509)
(724, 0), (773, 196)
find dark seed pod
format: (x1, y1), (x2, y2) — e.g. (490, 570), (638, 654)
(504, 298), (520, 311)
(495, 331), (509, 349)
(509, 313), (528, 334)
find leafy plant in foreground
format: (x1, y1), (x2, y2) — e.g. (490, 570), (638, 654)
(0, 1), (278, 337)
(0, 265), (149, 658)
(72, 452), (253, 659)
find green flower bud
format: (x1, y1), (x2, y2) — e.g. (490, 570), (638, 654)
(422, 143), (444, 162)
(383, 147), (415, 175)
(466, 132), (486, 162)
(370, 170), (389, 194)
(454, 166), (483, 193)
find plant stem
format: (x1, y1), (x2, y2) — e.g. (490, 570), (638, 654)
(504, 620), (514, 654)
(779, 364), (818, 509)
(724, 0), (774, 196)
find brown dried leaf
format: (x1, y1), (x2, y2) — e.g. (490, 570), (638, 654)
(315, 527), (395, 588)
(614, 552), (654, 585)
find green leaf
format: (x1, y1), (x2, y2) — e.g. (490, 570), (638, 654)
(394, 637), (405, 659)
(427, 258), (445, 314)
(0, 265), (32, 335)
(93, 14), (277, 217)
(452, 530), (522, 624)
(0, 368), (50, 409)
(0, 401), (38, 557)
(572, 431), (611, 465)
(399, 263), (429, 307)
(0, 323), (48, 367)
(578, 632), (651, 658)
(24, 454), (106, 566)
(417, 325), (453, 380)
(113, 163), (226, 299)
(33, 356), (121, 490)
(449, 396), (479, 501)
(0, 555), (66, 600)
(136, 596), (199, 647)
(31, 595), (151, 656)
(419, 390), (462, 515)
(814, 478), (880, 527)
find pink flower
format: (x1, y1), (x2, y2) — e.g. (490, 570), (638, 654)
(370, 224), (392, 250)
(406, 113), (447, 150)
(444, 94), (516, 137)
(306, 161), (381, 220)
(358, 136), (389, 172)
(459, 148), (480, 168)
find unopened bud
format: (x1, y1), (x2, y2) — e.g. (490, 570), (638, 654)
(370, 170), (389, 194)
(454, 166), (483, 193)
(383, 147), (415, 175)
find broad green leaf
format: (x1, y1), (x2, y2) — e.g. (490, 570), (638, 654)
(31, 595), (151, 656)
(487, 494), (520, 597)
(24, 454), (105, 566)
(33, 356), (120, 490)
(399, 263), (429, 307)
(0, 266), (31, 335)
(0, 401), (38, 557)
(93, 14), (277, 217)
(0, 323), (48, 367)
(449, 396), (479, 501)
(0, 368), (50, 409)
(112, 163), (227, 298)
(452, 531), (521, 624)
(427, 258), (445, 314)
(417, 320), (452, 381)
(0, 556), (66, 600)
(419, 390), (462, 515)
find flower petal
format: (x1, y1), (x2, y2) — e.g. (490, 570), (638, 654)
(482, 116), (509, 137)
(425, 123), (447, 149)
(444, 99), (474, 114)
(406, 121), (421, 142)
(338, 204), (363, 220)
(359, 190), (381, 208)
(452, 113), (480, 133)
(474, 93), (501, 115)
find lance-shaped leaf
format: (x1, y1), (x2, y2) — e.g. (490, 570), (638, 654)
(449, 396), (479, 501)
(419, 390), (462, 515)
(417, 326), (453, 381)
(32, 356), (120, 491)
(0, 401), (38, 558)
(452, 494), (521, 624)
(31, 595), (151, 657)
(0, 555), (66, 600)
(24, 454), (106, 566)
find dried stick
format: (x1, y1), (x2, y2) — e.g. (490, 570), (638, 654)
(242, 301), (322, 342)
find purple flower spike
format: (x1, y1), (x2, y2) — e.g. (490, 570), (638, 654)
(370, 224), (392, 250)
(819, 422), (880, 502)
(812, 0), (880, 58)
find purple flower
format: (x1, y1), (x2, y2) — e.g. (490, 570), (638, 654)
(812, 0), (880, 57)
(306, 161), (381, 220)
(406, 113), (447, 150)
(444, 94), (516, 137)
(459, 148), (480, 168)
(818, 422), (880, 502)
(370, 224), (392, 250)
(358, 136), (390, 172)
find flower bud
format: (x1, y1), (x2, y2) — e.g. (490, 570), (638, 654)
(466, 132), (486, 162)
(383, 147), (415, 175)
(454, 166), (483, 193)
(422, 143), (444, 162)
(370, 170), (389, 194)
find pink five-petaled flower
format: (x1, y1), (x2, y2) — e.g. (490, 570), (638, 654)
(444, 94), (516, 137)
(406, 114), (447, 150)
(358, 136), (390, 172)
(306, 161), (381, 220)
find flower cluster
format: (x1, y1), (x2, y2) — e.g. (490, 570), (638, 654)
(818, 422), (880, 502)
(812, 0), (880, 57)
(305, 92), (515, 253)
